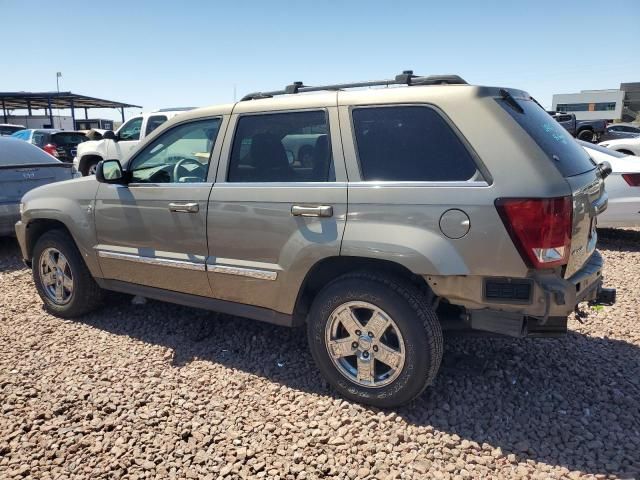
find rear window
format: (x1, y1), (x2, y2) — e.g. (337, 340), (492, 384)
(51, 132), (87, 145)
(352, 106), (478, 181)
(498, 95), (595, 177)
(0, 138), (61, 165)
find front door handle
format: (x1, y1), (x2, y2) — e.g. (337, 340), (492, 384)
(169, 202), (199, 213)
(291, 205), (333, 218)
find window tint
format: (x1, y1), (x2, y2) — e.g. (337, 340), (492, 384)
(228, 111), (333, 183)
(352, 106), (478, 182)
(118, 117), (143, 141)
(145, 115), (168, 135)
(498, 96), (595, 177)
(0, 126), (24, 136)
(129, 118), (221, 184)
(51, 132), (87, 145)
(32, 131), (47, 147)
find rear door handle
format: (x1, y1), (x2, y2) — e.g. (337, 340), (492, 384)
(169, 202), (199, 213)
(291, 205), (333, 217)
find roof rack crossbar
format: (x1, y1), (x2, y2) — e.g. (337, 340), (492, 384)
(240, 71), (467, 101)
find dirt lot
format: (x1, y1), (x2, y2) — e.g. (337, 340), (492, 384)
(1, 231), (639, 480)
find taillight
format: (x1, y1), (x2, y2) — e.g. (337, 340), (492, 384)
(622, 173), (640, 186)
(43, 144), (59, 157)
(495, 197), (572, 269)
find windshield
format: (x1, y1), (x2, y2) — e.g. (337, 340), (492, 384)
(497, 93), (596, 177)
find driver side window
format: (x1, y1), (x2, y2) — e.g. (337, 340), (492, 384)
(129, 118), (221, 184)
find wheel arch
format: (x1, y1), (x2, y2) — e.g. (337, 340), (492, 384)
(293, 256), (434, 321)
(79, 154), (103, 174)
(24, 218), (73, 265)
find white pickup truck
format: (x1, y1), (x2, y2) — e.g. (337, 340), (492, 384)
(74, 108), (193, 176)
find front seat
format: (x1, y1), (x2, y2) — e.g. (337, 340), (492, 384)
(250, 133), (292, 182)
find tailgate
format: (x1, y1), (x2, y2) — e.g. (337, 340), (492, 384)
(564, 170), (606, 277)
(0, 163), (73, 203)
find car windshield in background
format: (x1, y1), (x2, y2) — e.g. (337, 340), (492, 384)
(0, 125), (24, 136)
(577, 139), (629, 158)
(0, 138), (61, 165)
(497, 93), (595, 177)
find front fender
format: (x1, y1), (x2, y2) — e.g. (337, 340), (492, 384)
(21, 177), (102, 277)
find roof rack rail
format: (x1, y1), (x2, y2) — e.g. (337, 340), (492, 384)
(240, 70), (467, 101)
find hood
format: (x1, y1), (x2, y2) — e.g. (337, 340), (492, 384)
(21, 175), (99, 204)
(76, 139), (106, 154)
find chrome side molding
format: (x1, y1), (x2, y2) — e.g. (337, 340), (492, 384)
(97, 250), (206, 271)
(208, 264), (278, 281)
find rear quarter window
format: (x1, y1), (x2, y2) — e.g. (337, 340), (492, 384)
(498, 95), (595, 177)
(352, 106), (478, 182)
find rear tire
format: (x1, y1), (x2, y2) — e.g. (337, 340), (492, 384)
(32, 229), (104, 318)
(577, 129), (594, 142)
(307, 272), (443, 408)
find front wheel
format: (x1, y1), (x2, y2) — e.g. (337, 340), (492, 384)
(307, 272), (443, 408)
(32, 230), (104, 318)
(83, 160), (100, 176)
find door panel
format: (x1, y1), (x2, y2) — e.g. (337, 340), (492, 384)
(207, 105), (348, 314)
(94, 116), (226, 296)
(95, 183), (213, 295)
(207, 183), (347, 313)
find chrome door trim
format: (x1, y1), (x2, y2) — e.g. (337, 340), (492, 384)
(97, 250), (206, 271)
(208, 264), (278, 281)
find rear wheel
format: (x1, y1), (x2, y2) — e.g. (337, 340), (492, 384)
(32, 230), (104, 317)
(307, 272), (443, 408)
(577, 129), (595, 142)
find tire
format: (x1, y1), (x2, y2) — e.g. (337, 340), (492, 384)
(32, 229), (104, 318)
(577, 129), (594, 142)
(82, 159), (99, 176)
(307, 272), (443, 408)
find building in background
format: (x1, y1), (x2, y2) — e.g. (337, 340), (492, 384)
(552, 82), (639, 122)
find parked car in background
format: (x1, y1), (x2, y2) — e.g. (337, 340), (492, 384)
(599, 123), (640, 142)
(10, 129), (89, 163)
(580, 140), (640, 228)
(16, 72), (615, 407)
(0, 123), (25, 136)
(598, 136), (640, 156)
(74, 108), (194, 176)
(547, 111), (607, 142)
(0, 138), (77, 236)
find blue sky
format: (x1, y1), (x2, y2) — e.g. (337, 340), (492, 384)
(1, 0), (639, 121)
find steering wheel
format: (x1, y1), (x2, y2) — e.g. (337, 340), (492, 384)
(172, 157), (203, 182)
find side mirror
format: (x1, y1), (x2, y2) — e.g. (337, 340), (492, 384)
(102, 130), (117, 141)
(598, 161), (612, 180)
(96, 159), (126, 184)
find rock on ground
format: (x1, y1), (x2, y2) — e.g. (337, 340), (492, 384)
(0, 229), (639, 479)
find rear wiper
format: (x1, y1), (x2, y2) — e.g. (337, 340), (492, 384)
(499, 88), (524, 114)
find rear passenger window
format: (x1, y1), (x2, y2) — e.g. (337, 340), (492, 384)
(228, 111), (334, 182)
(352, 106), (478, 182)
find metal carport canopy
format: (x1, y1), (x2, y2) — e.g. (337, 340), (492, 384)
(0, 91), (142, 124)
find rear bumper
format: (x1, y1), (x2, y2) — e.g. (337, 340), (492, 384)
(0, 203), (20, 236)
(429, 250), (615, 337)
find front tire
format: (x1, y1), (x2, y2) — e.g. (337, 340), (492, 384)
(83, 160), (100, 176)
(32, 230), (104, 318)
(307, 272), (443, 408)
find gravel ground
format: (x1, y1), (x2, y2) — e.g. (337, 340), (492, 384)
(1, 230), (639, 480)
